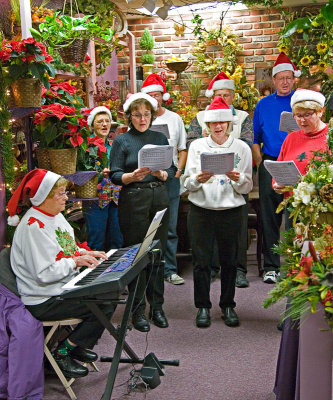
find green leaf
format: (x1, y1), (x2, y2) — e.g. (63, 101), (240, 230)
(282, 17), (312, 38)
(321, 2), (333, 23)
(29, 27), (43, 40)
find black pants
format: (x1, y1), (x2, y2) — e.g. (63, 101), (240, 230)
(27, 297), (115, 349)
(259, 156), (284, 272)
(118, 183), (169, 314)
(188, 204), (241, 309)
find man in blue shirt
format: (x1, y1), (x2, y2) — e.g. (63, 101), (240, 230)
(252, 53), (300, 283)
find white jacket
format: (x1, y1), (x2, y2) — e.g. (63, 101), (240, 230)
(184, 135), (253, 210)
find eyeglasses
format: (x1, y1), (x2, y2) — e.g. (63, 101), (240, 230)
(131, 112), (151, 120)
(55, 191), (69, 198)
(274, 77), (294, 83)
(94, 119), (111, 125)
(293, 111), (316, 120)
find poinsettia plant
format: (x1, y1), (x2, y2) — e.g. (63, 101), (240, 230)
(0, 38), (55, 88)
(42, 77), (85, 108)
(33, 104), (89, 149)
(76, 135), (108, 173)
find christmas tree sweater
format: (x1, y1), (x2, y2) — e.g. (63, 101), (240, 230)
(11, 207), (84, 305)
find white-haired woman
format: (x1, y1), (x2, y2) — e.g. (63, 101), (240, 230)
(184, 96), (253, 328)
(273, 89), (328, 229)
(110, 93), (176, 333)
(83, 106), (123, 252)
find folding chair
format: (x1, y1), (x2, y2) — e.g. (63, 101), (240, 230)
(43, 318), (99, 400)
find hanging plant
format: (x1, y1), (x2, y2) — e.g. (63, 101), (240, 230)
(278, 3), (333, 103)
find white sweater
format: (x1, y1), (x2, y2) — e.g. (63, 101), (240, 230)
(11, 207), (81, 305)
(184, 135), (253, 210)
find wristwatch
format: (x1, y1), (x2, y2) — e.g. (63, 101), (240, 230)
(177, 168), (184, 174)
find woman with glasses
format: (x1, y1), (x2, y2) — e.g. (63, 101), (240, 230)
(110, 93), (176, 333)
(273, 89), (328, 229)
(83, 106), (123, 252)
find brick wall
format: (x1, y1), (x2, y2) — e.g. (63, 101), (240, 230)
(117, 5), (320, 104)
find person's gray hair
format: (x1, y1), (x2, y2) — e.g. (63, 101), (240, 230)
(292, 100), (323, 114)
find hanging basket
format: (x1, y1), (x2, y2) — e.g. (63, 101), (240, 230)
(35, 148), (52, 170)
(317, 212), (333, 226)
(74, 174), (98, 198)
(57, 39), (90, 64)
(11, 78), (42, 108)
(48, 148), (77, 175)
(6, 86), (15, 108)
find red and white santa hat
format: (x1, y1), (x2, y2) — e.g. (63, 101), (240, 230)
(205, 72), (235, 98)
(291, 88), (326, 108)
(272, 52), (301, 78)
(141, 74), (170, 101)
(204, 96), (233, 123)
(7, 169), (61, 226)
(86, 106), (112, 128)
(123, 92), (158, 112)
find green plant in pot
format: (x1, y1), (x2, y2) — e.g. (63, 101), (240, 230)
(139, 28), (155, 77)
(30, 12), (115, 64)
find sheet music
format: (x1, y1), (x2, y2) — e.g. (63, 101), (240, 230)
(264, 160), (301, 186)
(152, 124), (170, 139)
(200, 152), (234, 175)
(138, 144), (173, 172)
(279, 111), (299, 133)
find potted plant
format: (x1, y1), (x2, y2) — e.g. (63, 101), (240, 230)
(139, 28), (155, 77)
(0, 38), (55, 107)
(33, 103), (90, 174)
(30, 12), (115, 64)
(75, 135), (108, 198)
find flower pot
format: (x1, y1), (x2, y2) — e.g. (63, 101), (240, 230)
(317, 212), (333, 226)
(74, 174), (98, 198)
(11, 78), (42, 108)
(48, 148), (77, 175)
(142, 64), (154, 78)
(58, 39), (90, 64)
(35, 148), (52, 170)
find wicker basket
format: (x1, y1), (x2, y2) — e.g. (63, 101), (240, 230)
(58, 39), (90, 64)
(35, 148), (52, 170)
(11, 78), (42, 107)
(6, 86), (16, 108)
(48, 148), (77, 175)
(317, 212), (333, 226)
(74, 175), (98, 198)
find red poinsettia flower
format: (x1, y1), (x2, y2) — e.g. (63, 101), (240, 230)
(77, 241), (91, 251)
(87, 136), (107, 153)
(70, 134), (84, 147)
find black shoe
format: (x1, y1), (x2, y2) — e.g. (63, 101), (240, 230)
(196, 308), (211, 328)
(149, 309), (169, 328)
(222, 307), (239, 327)
(132, 313), (150, 332)
(235, 271), (249, 288)
(277, 321), (284, 331)
(211, 267), (220, 281)
(53, 354), (89, 378)
(70, 347), (98, 363)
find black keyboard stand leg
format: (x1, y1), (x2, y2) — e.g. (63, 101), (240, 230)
(86, 274), (141, 400)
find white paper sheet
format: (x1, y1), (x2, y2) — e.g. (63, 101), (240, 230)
(200, 152), (234, 175)
(264, 160), (301, 186)
(138, 144), (173, 172)
(279, 111), (299, 133)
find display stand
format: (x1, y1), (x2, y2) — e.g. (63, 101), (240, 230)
(299, 307), (333, 400)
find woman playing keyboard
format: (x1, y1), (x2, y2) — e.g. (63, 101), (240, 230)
(8, 169), (114, 379)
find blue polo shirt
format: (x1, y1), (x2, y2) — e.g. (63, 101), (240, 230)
(253, 91), (294, 157)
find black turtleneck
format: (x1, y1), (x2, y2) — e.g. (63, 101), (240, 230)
(110, 126), (176, 186)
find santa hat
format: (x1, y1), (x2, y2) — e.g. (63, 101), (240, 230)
(272, 52), (301, 78)
(7, 169), (61, 226)
(123, 92), (158, 112)
(141, 74), (170, 101)
(86, 106), (112, 128)
(204, 96), (233, 123)
(291, 88), (326, 108)
(205, 72), (235, 98)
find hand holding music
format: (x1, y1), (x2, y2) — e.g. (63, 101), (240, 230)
(132, 167), (152, 181)
(151, 170), (168, 181)
(226, 169), (240, 182)
(196, 171), (214, 183)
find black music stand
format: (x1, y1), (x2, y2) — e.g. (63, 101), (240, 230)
(58, 242), (179, 400)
